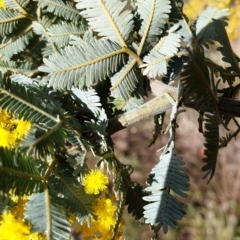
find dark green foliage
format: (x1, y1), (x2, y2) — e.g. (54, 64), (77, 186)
(0, 148), (42, 195)
(125, 183), (147, 220)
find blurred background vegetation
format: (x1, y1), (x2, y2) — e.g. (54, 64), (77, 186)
(111, 0), (240, 239)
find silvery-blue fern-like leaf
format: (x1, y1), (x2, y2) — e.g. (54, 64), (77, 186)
(0, 60), (34, 76)
(143, 190), (187, 234)
(32, 16), (54, 36)
(136, 0), (171, 44)
(143, 147), (189, 233)
(110, 57), (140, 100)
(37, 0), (81, 23)
(69, 31), (95, 46)
(0, 8), (24, 36)
(75, 0), (134, 45)
(123, 91), (145, 111)
(48, 22), (87, 48)
(141, 26), (181, 78)
(25, 191), (71, 240)
(0, 28), (34, 59)
(195, 7), (229, 37)
(39, 38), (127, 90)
(71, 87), (102, 111)
(4, 0), (30, 11)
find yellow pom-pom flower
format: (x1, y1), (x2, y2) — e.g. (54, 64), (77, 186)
(75, 195), (123, 239)
(83, 169), (109, 195)
(0, 196), (46, 240)
(0, 0), (6, 9)
(0, 110), (31, 148)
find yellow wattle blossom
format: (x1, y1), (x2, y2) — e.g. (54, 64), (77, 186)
(0, 0), (6, 9)
(0, 196), (46, 240)
(0, 212), (31, 240)
(83, 169), (109, 194)
(0, 110), (31, 148)
(76, 195), (123, 240)
(183, 0), (240, 40)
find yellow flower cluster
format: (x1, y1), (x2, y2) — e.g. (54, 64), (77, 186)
(0, 0), (5, 9)
(83, 169), (109, 195)
(183, 0), (240, 40)
(0, 196), (46, 240)
(76, 169), (124, 240)
(0, 110), (31, 148)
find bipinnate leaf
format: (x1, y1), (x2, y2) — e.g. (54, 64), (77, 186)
(141, 25), (181, 78)
(0, 147), (42, 196)
(143, 148), (189, 233)
(137, 0), (171, 44)
(39, 38), (127, 90)
(75, 0), (134, 45)
(25, 191), (71, 240)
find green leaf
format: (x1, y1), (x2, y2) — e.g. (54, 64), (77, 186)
(0, 8), (25, 36)
(202, 113), (219, 182)
(0, 60), (34, 76)
(125, 183), (146, 220)
(37, 0), (81, 23)
(25, 191), (71, 240)
(110, 57), (143, 101)
(0, 27), (34, 59)
(4, 0), (31, 11)
(141, 25), (181, 78)
(49, 172), (95, 222)
(0, 77), (59, 124)
(71, 87), (102, 110)
(39, 38), (127, 90)
(143, 190), (187, 234)
(143, 147), (189, 233)
(195, 7), (229, 38)
(169, 0), (193, 43)
(0, 147), (42, 195)
(48, 22), (87, 48)
(136, 0), (171, 54)
(20, 121), (67, 158)
(0, 194), (15, 213)
(76, 0), (134, 45)
(180, 44), (218, 112)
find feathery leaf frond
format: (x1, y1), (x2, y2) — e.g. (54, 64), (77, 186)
(48, 22), (87, 48)
(0, 78), (58, 123)
(143, 147), (189, 233)
(49, 173), (95, 221)
(37, 0), (81, 23)
(141, 26), (181, 78)
(20, 121), (67, 158)
(195, 7), (229, 38)
(0, 147), (42, 195)
(71, 87), (102, 110)
(0, 27), (34, 59)
(202, 113), (219, 182)
(169, 0), (193, 43)
(110, 57), (141, 100)
(4, 0), (30, 12)
(0, 60), (34, 76)
(75, 0), (134, 46)
(0, 8), (26, 36)
(39, 38), (127, 90)
(136, 0), (171, 54)
(125, 183), (146, 220)
(25, 191), (71, 240)
(197, 18), (239, 73)
(180, 45), (218, 112)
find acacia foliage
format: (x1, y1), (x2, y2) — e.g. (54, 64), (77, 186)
(0, 0), (240, 239)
